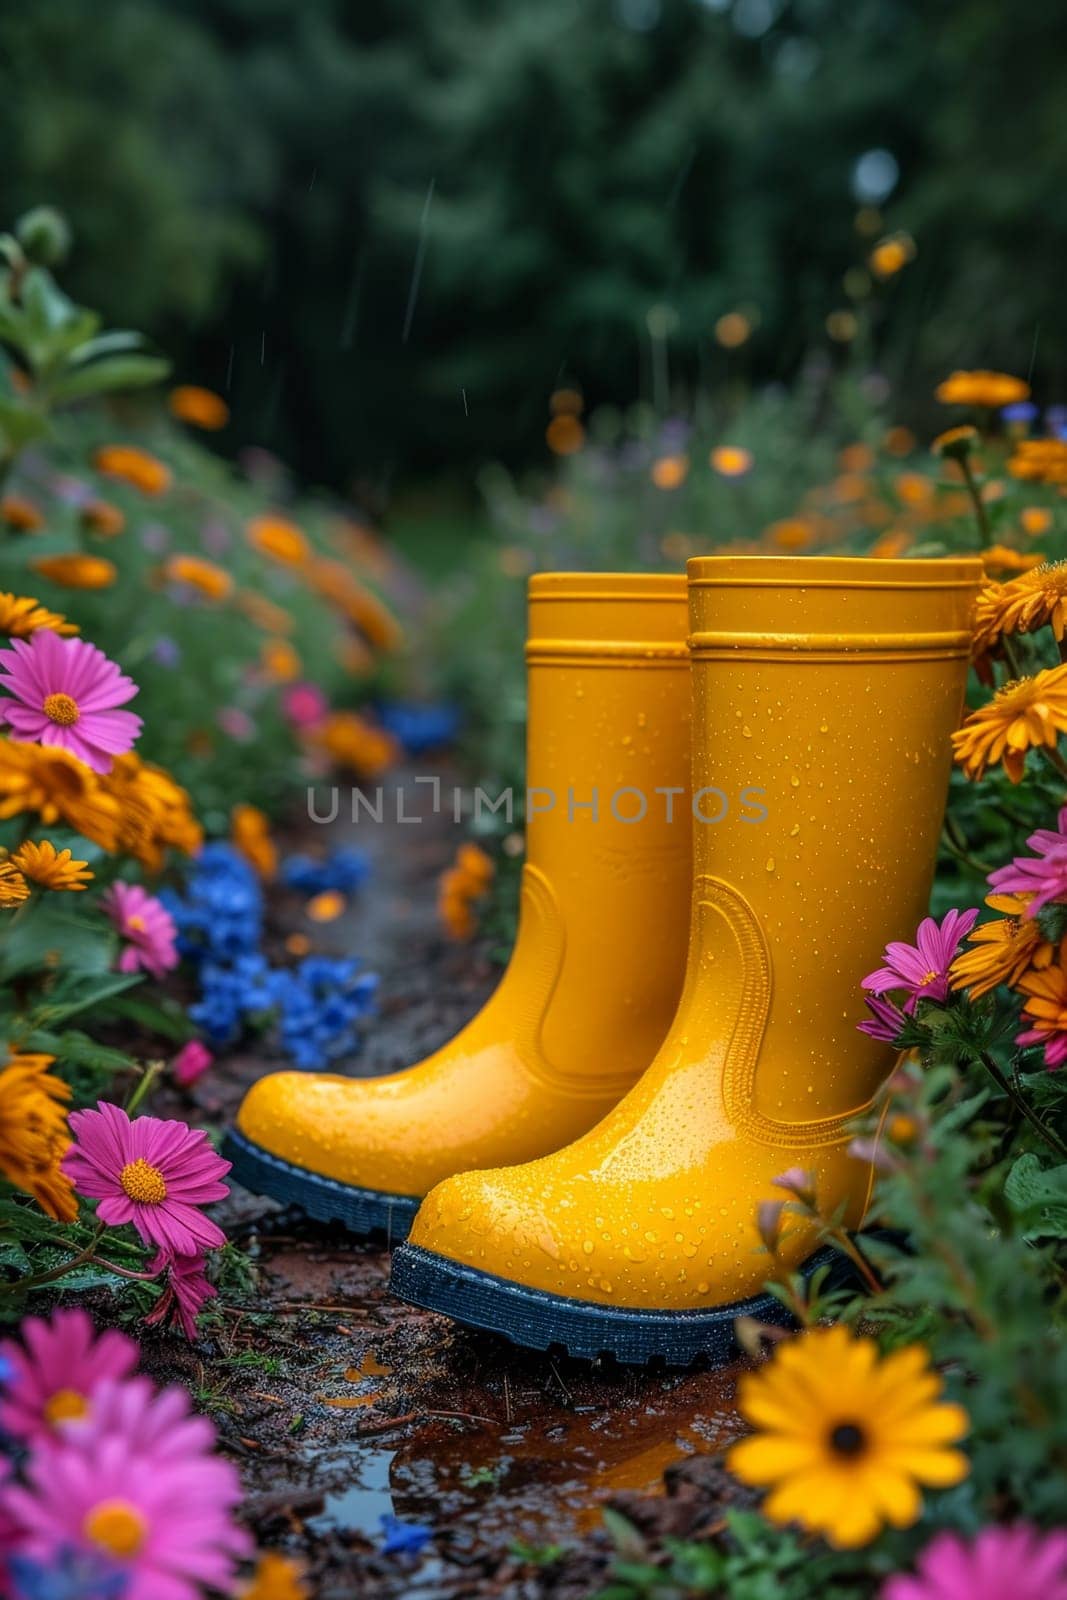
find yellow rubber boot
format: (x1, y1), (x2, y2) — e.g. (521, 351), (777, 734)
(391, 554), (982, 1362)
(226, 573), (691, 1238)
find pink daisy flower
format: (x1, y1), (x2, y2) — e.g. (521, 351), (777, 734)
(2, 1409), (250, 1600)
(102, 881), (179, 979)
(989, 806), (1067, 916)
(62, 1102), (231, 1255)
(0, 1307), (138, 1447)
(73, 1374), (221, 1459)
(858, 991), (909, 1044)
(884, 1524), (1067, 1600)
(144, 1250), (217, 1341)
(282, 681), (328, 729)
(862, 907), (980, 1013)
(171, 1039), (214, 1089)
(0, 629), (141, 774)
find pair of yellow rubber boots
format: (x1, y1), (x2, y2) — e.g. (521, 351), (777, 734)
(228, 555), (981, 1363)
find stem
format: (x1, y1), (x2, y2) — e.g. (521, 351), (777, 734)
(940, 821), (993, 878)
(86, 1254), (159, 1282)
(829, 1229), (885, 1296)
(960, 456), (992, 548)
(977, 1048), (1067, 1159)
(124, 1058), (163, 1117)
(1, 1225), (105, 1296)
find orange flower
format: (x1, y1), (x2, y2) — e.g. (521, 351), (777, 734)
(163, 555), (233, 601)
(31, 554), (116, 590)
(309, 561), (402, 651)
(884, 426), (917, 457)
(546, 414), (584, 455)
(952, 665), (1067, 783)
(1008, 439), (1067, 486)
(869, 530), (914, 559)
(94, 444), (172, 496)
(1016, 959), (1067, 1063)
(235, 589), (294, 634)
(247, 514), (309, 567)
(765, 519), (812, 552)
(438, 842), (495, 942)
(0, 493), (44, 531)
(980, 544), (1045, 577)
(316, 712), (398, 776)
(169, 385), (230, 430)
(99, 752), (203, 870)
(231, 802), (277, 881)
(950, 893), (1054, 998)
(0, 591), (78, 638)
(80, 500), (126, 538)
(306, 890), (346, 923)
(0, 861), (30, 907)
(975, 562), (1067, 654)
(0, 1049), (78, 1221)
(651, 455), (688, 490)
(0, 742), (122, 850)
(261, 638), (301, 682)
(895, 471), (935, 507)
(714, 312), (751, 349)
(711, 445), (753, 477)
(838, 443), (875, 473)
(1021, 506), (1053, 537)
(931, 426), (978, 460)
(10, 839), (93, 891)
(868, 232), (915, 278)
(935, 371), (1030, 408)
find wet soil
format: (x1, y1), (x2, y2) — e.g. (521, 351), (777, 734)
(143, 767), (751, 1597)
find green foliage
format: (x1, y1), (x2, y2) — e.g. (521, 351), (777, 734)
(5, 0), (1067, 482)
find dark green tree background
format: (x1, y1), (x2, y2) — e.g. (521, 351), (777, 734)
(2, 0), (1065, 488)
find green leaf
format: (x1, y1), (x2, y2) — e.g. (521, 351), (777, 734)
(0, 396), (48, 451)
(1004, 1154), (1067, 1239)
(49, 353), (170, 403)
(65, 330), (148, 364)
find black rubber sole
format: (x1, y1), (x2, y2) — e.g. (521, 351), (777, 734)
(390, 1242), (838, 1366)
(222, 1128), (420, 1242)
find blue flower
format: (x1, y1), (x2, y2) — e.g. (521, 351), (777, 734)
(11, 1550), (127, 1600)
(1001, 400), (1038, 425)
(377, 701), (461, 755)
(281, 848), (370, 896)
(379, 1514), (433, 1557)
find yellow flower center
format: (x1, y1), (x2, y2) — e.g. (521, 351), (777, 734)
(918, 969), (939, 987)
(828, 1422), (868, 1459)
(128, 914), (146, 932)
(119, 1157), (167, 1205)
(42, 692), (80, 726)
(83, 1498), (148, 1560)
(43, 1387), (90, 1426)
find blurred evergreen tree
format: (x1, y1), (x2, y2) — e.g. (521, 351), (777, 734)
(3, 0), (1066, 486)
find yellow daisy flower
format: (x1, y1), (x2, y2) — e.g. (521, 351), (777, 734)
(240, 1553), (309, 1600)
(931, 425), (978, 459)
(980, 544), (1046, 577)
(728, 1326), (969, 1549)
(0, 493), (45, 531)
(316, 712), (398, 777)
(710, 444), (753, 477)
(162, 555), (233, 602)
(80, 500), (126, 538)
(100, 753), (203, 871)
(0, 861), (30, 906)
(951, 665), (1067, 783)
(1008, 438), (1067, 485)
(976, 560), (1067, 648)
(169, 385), (230, 431)
(0, 741), (122, 852)
(10, 839), (93, 891)
(0, 591), (79, 639)
(247, 514), (310, 567)
(950, 893), (1055, 998)
(94, 444), (172, 496)
(935, 370), (1030, 408)
(651, 455), (689, 490)
(31, 554), (117, 591)
(231, 802), (277, 881)
(0, 1050), (78, 1221)
(1021, 506), (1053, 537)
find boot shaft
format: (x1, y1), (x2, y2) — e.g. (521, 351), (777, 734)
(525, 574), (691, 1084)
(686, 555), (983, 1123)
